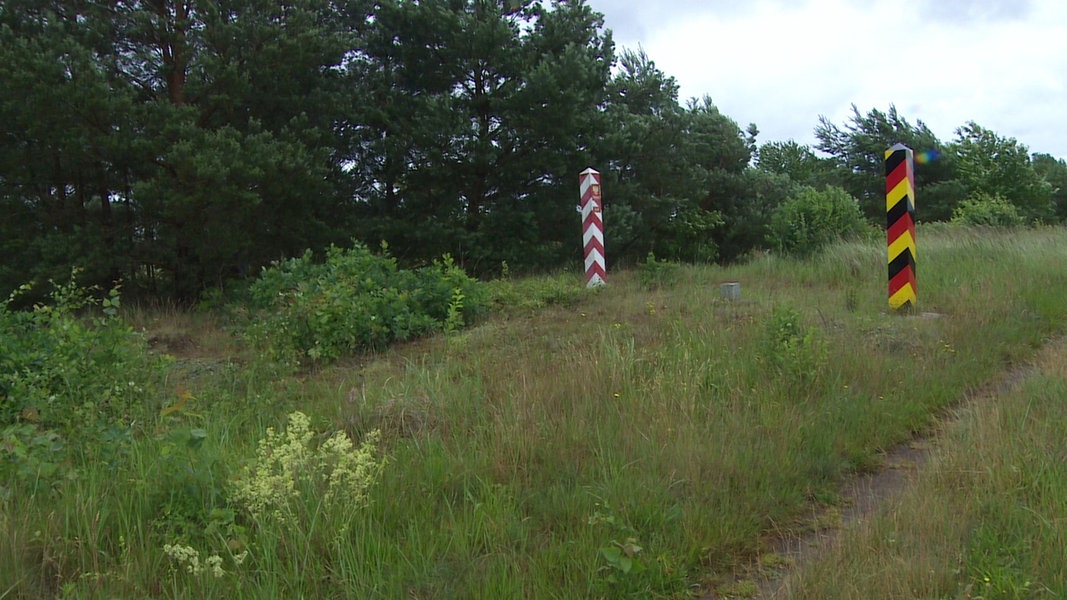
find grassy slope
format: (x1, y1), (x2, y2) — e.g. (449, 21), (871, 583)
(4, 225), (1067, 598)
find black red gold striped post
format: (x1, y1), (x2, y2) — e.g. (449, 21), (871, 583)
(886, 143), (916, 310)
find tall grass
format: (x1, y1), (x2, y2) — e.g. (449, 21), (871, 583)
(3, 225), (1067, 598)
(778, 337), (1067, 599)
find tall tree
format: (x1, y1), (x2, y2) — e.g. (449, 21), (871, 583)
(0, 0), (141, 297)
(115, 0), (353, 298)
(755, 140), (833, 188)
(343, 0), (613, 273)
(815, 104), (961, 222)
(953, 122), (1053, 223)
(1031, 153), (1067, 223)
(599, 49), (699, 262)
(0, 0), (357, 299)
(687, 97), (760, 261)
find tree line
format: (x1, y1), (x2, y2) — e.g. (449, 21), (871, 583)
(3, 0), (1066, 302)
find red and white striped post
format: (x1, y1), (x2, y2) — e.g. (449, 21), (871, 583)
(580, 167), (606, 287)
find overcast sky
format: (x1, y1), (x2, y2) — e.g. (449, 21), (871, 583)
(588, 0), (1067, 159)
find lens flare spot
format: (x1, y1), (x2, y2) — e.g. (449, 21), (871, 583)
(915, 149), (940, 164)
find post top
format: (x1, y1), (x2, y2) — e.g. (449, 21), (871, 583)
(887, 142), (912, 152)
(580, 167), (600, 176)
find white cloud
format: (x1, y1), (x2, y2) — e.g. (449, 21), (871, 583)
(592, 0), (1067, 157)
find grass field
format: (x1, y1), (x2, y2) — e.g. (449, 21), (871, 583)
(4, 225), (1067, 598)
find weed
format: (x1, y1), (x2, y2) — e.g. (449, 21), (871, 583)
(761, 306), (828, 395)
(444, 287), (466, 336)
(589, 503), (649, 594)
(485, 272), (586, 313)
(637, 252), (681, 290)
(230, 411), (382, 527)
(0, 273), (161, 494)
(718, 578), (759, 598)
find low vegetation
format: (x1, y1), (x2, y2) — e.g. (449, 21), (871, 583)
(244, 243), (486, 366)
(766, 185), (869, 257)
(3, 226), (1067, 598)
(780, 338), (1067, 599)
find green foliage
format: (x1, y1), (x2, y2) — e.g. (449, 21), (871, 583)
(654, 205), (724, 264)
(954, 121), (1054, 223)
(815, 104), (961, 222)
(761, 307), (828, 394)
(756, 140), (834, 188)
(637, 252), (681, 290)
(966, 520), (1040, 598)
(246, 243), (487, 365)
(951, 193), (1025, 227)
(149, 423), (236, 545)
(443, 287), (467, 337)
(346, 0), (613, 273)
(588, 503), (651, 596)
(135, 117), (342, 299)
(0, 423), (64, 501)
(767, 186), (866, 257)
(600, 55), (749, 264)
(0, 275), (159, 496)
(0, 0), (354, 300)
(485, 272), (587, 313)
(714, 169), (796, 261)
(1032, 153), (1067, 223)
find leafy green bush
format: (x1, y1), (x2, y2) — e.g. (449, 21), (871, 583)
(0, 275), (160, 497)
(246, 243), (486, 365)
(951, 193), (1026, 227)
(767, 186), (866, 257)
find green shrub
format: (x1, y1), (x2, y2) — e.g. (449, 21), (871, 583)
(0, 275), (160, 497)
(767, 186), (866, 257)
(951, 193), (1026, 227)
(637, 252), (681, 290)
(246, 243), (486, 365)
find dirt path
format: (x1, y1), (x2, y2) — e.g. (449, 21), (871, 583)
(701, 362), (1036, 600)
(755, 440), (934, 599)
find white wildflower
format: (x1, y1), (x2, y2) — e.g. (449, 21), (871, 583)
(206, 554), (225, 578)
(231, 411), (382, 524)
(163, 543), (202, 575)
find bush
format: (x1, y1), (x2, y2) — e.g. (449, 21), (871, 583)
(951, 193), (1026, 227)
(246, 243), (486, 365)
(767, 186), (866, 257)
(0, 275), (160, 497)
(637, 252), (681, 290)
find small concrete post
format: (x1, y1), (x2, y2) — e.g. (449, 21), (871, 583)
(720, 282), (741, 302)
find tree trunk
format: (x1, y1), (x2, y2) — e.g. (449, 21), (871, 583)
(151, 0), (189, 106)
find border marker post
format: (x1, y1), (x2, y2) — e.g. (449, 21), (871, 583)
(580, 168), (606, 288)
(886, 143), (917, 310)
